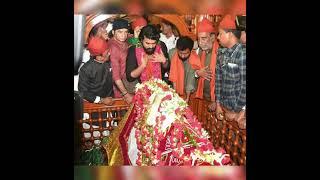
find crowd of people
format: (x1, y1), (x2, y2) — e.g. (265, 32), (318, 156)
(76, 14), (246, 129)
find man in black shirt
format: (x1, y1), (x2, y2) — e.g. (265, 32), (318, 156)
(78, 36), (114, 105)
(126, 24), (170, 84)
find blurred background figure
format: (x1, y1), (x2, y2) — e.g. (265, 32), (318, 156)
(236, 15), (246, 46)
(82, 23), (110, 69)
(128, 16), (148, 46)
(159, 19), (179, 53)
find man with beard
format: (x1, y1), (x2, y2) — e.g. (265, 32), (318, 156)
(168, 36), (201, 103)
(194, 17), (220, 112)
(126, 24), (169, 83)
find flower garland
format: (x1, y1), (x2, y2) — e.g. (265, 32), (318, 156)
(131, 78), (231, 166)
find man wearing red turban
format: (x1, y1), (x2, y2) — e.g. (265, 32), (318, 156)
(194, 17), (219, 112)
(78, 36), (114, 105)
(128, 17), (147, 46)
(215, 14), (246, 129)
(87, 36), (108, 57)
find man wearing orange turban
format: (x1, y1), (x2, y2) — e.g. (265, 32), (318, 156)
(215, 14), (246, 129)
(194, 17), (219, 112)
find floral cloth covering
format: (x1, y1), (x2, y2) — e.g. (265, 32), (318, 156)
(129, 78), (231, 166)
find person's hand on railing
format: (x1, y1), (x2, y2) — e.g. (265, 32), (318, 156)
(100, 97), (114, 105)
(185, 97), (190, 104)
(225, 111), (237, 121)
(215, 103), (224, 120)
(208, 102), (216, 112)
(123, 93), (134, 104)
(236, 110), (246, 129)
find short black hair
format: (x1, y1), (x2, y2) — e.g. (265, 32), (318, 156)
(89, 26), (99, 37)
(139, 24), (160, 42)
(225, 29), (241, 39)
(112, 18), (129, 30)
(161, 19), (174, 27)
(176, 36), (194, 51)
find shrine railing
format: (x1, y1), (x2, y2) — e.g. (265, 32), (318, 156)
(188, 96), (246, 165)
(79, 99), (130, 150)
(78, 96), (246, 165)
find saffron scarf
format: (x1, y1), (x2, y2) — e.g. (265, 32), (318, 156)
(169, 51), (201, 95)
(195, 40), (219, 101)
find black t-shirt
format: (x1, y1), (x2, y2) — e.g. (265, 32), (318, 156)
(78, 59), (114, 102)
(126, 41), (170, 83)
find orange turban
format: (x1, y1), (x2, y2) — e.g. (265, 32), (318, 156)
(219, 14), (236, 29)
(87, 37), (108, 56)
(131, 17), (147, 30)
(197, 18), (215, 33)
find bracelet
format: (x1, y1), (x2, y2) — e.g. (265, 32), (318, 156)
(121, 92), (128, 96)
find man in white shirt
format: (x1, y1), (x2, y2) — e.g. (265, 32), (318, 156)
(159, 20), (179, 85)
(159, 20), (179, 53)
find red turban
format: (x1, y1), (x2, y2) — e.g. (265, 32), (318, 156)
(87, 37), (108, 56)
(219, 14), (236, 29)
(197, 18), (215, 33)
(131, 17), (147, 30)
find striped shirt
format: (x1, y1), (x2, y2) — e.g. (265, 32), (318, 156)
(215, 43), (246, 112)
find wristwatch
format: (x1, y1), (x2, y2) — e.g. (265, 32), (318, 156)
(121, 91), (128, 96)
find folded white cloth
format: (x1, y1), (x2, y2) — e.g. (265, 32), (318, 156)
(102, 130), (110, 136)
(84, 132), (91, 138)
(83, 113), (90, 120)
(94, 140), (101, 145)
(128, 127), (138, 166)
(84, 130), (110, 139)
(93, 131), (101, 137)
(83, 123), (99, 129)
(227, 63), (238, 68)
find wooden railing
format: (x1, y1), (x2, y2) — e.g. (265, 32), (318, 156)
(79, 99), (130, 150)
(79, 96), (246, 165)
(187, 96), (246, 165)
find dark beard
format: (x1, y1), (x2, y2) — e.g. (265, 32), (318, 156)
(143, 46), (156, 55)
(178, 55), (190, 62)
